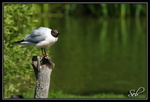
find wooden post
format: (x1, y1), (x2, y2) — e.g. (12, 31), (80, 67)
(31, 56), (55, 98)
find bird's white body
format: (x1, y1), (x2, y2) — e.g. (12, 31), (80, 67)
(20, 27), (58, 48)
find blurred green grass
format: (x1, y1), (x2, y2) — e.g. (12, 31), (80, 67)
(23, 90), (146, 99)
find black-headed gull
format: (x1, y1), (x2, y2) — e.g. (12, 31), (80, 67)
(13, 27), (60, 56)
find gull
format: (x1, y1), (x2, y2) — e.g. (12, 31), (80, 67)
(13, 27), (60, 56)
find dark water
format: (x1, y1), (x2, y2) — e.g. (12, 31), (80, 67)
(28, 16), (147, 95)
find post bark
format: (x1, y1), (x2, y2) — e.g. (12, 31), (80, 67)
(31, 56), (55, 98)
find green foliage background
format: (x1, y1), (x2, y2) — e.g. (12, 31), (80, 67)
(4, 4), (40, 98)
(3, 3), (147, 98)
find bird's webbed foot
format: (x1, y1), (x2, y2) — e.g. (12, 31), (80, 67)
(43, 54), (48, 57)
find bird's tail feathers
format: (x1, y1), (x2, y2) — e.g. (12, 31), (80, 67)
(13, 40), (24, 45)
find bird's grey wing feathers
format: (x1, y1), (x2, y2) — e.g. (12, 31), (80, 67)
(24, 28), (47, 43)
(24, 35), (46, 43)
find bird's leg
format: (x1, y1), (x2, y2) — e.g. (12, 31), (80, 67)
(41, 48), (44, 56)
(43, 48), (48, 57)
(41, 48), (48, 57)
(44, 48), (46, 55)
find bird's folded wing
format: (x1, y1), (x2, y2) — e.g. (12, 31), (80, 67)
(24, 34), (46, 43)
(24, 27), (50, 43)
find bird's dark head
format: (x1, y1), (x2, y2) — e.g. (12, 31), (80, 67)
(51, 29), (60, 37)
